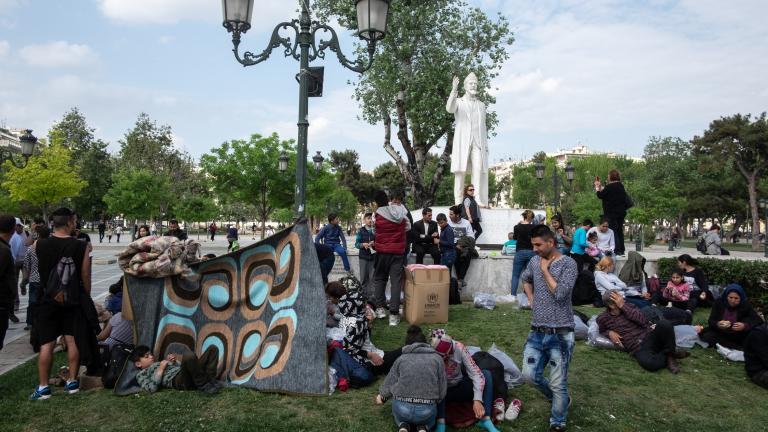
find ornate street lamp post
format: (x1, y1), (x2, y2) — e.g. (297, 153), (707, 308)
(222, 0), (389, 219)
(0, 129), (37, 169)
(535, 161), (574, 210)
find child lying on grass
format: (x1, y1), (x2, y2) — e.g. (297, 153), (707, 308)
(131, 345), (221, 395)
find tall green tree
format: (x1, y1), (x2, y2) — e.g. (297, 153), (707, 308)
(328, 149), (379, 206)
(2, 142), (86, 220)
(48, 107), (114, 219)
(315, 0), (513, 208)
(200, 133), (294, 236)
(692, 113), (768, 251)
(103, 169), (171, 221)
(118, 113), (199, 214)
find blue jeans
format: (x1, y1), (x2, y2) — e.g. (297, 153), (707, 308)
(392, 400), (437, 429)
(329, 243), (351, 272)
(511, 250), (536, 295)
(319, 256), (335, 285)
(329, 347), (373, 388)
(625, 296), (651, 309)
(440, 249), (456, 272)
(522, 330), (575, 428)
(437, 369), (494, 420)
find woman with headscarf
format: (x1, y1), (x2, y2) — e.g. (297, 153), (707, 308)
(327, 280), (375, 389)
(699, 284), (763, 350)
(431, 330), (500, 432)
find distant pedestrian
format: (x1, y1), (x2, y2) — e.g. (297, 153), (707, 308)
(226, 225), (239, 252)
(315, 213), (351, 273)
(209, 222), (217, 242)
(164, 219), (188, 241)
(107, 223), (114, 243)
(97, 221), (106, 243)
(594, 169), (631, 256)
(115, 225), (122, 243)
(9, 218), (26, 323)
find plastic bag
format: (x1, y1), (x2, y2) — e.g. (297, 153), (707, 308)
(573, 314), (589, 340)
(488, 343), (524, 388)
(466, 346), (481, 356)
(495, 294), (517, 304)
(473, 292), (496, 310)
(674, 325), (707, 349)
(326, 326), (345, 342)
(586, 315), (619, 350)
(328, 367), (337, 396)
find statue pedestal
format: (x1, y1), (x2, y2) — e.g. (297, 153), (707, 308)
(415, 207), (545, 248)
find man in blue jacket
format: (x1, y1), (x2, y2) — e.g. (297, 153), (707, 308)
(315, 213), (350, 273)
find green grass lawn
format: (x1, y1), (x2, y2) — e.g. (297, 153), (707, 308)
(1, 304), (766, 432)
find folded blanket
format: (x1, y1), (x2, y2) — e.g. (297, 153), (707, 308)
(118, 236), (201, 278)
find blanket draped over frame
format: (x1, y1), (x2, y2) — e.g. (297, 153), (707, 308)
(122, 223), (328, 395)
(118, 235), (201, 278)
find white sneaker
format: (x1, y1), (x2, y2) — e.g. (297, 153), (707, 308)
(493, 398), (505, 422)
(504, 398), (522, 421)
(389, 314), (400, 326)
(375, 307), (387, 319)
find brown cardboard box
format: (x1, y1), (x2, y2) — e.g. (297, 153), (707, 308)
(403, 267), (450, 325)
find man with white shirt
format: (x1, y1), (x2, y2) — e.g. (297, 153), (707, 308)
(447, 206), (475, 286)
(587, 217), (615, 256)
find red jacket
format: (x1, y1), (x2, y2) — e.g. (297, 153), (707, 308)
(374, 205), (409, 254)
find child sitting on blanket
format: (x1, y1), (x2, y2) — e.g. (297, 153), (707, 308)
(131, 345), (221, 394)
(586, 231), (601, 258)
(663, 270), (690, 303)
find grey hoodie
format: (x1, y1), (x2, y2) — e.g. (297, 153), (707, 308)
(379, 343), (447, 404)
(376, 204), (412, 231)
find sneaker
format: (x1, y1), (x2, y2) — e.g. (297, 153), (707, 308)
(65, 380), (80, 394)
(415, 426), (428, 432)
(375, 307), (388, 319)
(389, 314), (400, 326)
(337, 377), (349, 392)
(549, 425), (566, 432)
(493, 398), (506, 422)
(397, 423), (409, 432)
(9, 313), (19, 323)
(504, 398), (522, 421)
(29, 386), (52, 401)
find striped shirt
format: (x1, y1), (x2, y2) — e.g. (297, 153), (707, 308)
(104, 312), (133, 348)
(23, 246), (39, 283)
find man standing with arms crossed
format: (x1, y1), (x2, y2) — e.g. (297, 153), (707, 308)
(29, 208), (91, 400)
(520, 225), (578, 432)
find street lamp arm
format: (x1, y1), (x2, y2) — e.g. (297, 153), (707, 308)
(233, 20), (301, 67)
(311, 22), (375, 73)
(0, 148), (29, 169)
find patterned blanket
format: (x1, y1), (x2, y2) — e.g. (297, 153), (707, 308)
(118, 236), (201, 278)
(122, 223), (328, 395)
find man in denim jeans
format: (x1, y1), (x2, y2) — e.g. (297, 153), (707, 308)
(520, 225), (578, 432)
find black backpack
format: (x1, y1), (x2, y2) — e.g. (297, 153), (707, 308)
(449, 277), (462, 305)
(43, 242), (82, 306)
(696, 237), (707, 254)
(102, 343), (135, 389)
(571, 269), (597, 306)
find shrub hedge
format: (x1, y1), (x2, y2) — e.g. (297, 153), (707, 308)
(657, 257), (768, 308)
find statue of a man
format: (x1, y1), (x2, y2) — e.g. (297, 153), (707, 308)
(446, 72), (489, 206)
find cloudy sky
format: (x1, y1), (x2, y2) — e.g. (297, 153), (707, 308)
(1, 0), (766, 169)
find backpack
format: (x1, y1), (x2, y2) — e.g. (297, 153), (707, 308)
(571, 269), (598, 306)
(696, 237), (707, 254)
(449, 277), (462, 305)
(102, 343), (135, 389)
(44, 243), (82, 306)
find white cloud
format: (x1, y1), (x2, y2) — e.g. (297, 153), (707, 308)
(158, 35), (175, 45)
(0, 40), (9, 57)
(18, 41), (98, 68)
(153, 95), (177, 106)
(98, 0), (298, 29)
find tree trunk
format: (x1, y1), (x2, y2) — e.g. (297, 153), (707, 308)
(747, 173), (761, 251)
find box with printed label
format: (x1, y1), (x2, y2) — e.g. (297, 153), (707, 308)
(403, 267), (450, 325)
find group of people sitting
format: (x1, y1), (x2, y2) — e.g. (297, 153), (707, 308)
(325, 276), (520, 432)
(315, 188), (483, 327)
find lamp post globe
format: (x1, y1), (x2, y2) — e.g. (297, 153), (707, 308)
(221, 0), (254, 34)
(534, 162), (544, 180)
(565, 161), (575, 184)
(19, 129), (37, 159)
(278, 151), (289, 173)
(356, 0), (390, 42)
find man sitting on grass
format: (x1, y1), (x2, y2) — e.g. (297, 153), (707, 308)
(597, 290), (690, 374)
(131, 345), (220, 394)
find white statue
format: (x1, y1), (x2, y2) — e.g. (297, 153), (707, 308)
(446, 72), (489, 207)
